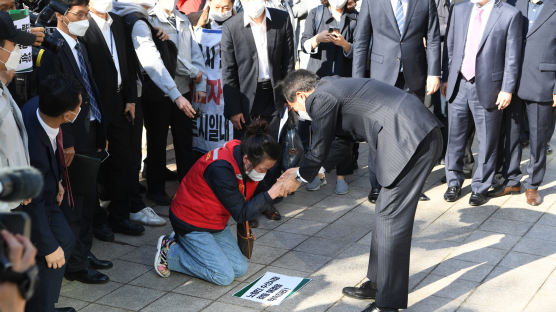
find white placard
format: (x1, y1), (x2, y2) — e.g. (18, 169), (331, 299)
(234, 272), (311, 306)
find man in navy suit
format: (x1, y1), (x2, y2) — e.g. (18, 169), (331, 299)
(441, 0), (522, 206)
(493, 0), (556, 206)
(21, 74), (79, 312)
(37, 0), (111, 284)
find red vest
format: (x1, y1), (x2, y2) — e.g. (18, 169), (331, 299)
(170, 140), (259, 230)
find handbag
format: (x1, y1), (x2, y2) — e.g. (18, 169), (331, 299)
(236, 178), (256, 259)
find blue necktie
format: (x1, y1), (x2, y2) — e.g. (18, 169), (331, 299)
(395, 0), (405, 36)
(75, 42), (102, 122)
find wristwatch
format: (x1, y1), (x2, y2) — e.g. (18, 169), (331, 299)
(0, 265), (39, 300)
(295, 171), (306, 184)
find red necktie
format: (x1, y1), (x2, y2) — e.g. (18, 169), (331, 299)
(56, 129), (74, 208)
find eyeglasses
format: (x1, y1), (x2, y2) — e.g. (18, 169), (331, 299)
(66, 10), (90, 20)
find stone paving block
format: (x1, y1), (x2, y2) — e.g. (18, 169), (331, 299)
(490, 206), (545, 223)
(537, 212), (556, 227)
(264, 278), (343, 312)
(114, 225), (172, 247)
(462, 230), (520, 251)
(408, 294), (463, 312)
(333, 210), (374, 229)
(352, 200), (375, 215)
(97, 285), (165, 311)
(90, 240), (137, 261)
(451, 247), (508, 265)
(431, 258), (494, 283)
(310, 194), (363, 211)
(282, 189), (329, 207)
(271, 251), (332, 273)
(141, 293), (211, 312)
(481, 265), (551, 290)
(55, 296), (90, 310)
(60, 281), (122, 302)
(173, 278), (239, 300)
(79, 303), (132, 312)
(479, 218), (534, 236)
(129, 269), (190, 292)
(252, 228), (269, 239)
(314, 220), (370, 243)
(412, 273), (479, 300)
(118, 245), (157, 266)
(272, 202), (308, 218)
(105, 260), (151, 284)
(274, 218), (328, 236)
(249, 245), (289, 265)
(294, 205), (353, 223)
(513, 237), (556, 257)
(523, 290), (556, 312)
(409, 271), (429, 291)
(294, 236), (354, 258)
(326, 297), (370, 312)
(202, 302), (261, 312)
(236, 263), (266, 282)
(498, 250), (556, 271)
(256, 230), (309, 250)
(524, 224), (556, 242)
(217, 282), (269, 310)
(463, 284), (534, 312)
(256, 216), (291, 230)
(357, 231), (372, 246)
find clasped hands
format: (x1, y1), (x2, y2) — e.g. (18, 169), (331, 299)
(268, 168), (302, 199)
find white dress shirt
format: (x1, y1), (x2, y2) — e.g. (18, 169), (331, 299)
(390, 0), (408, 20)
(36, 109), (59, 153)
(244, 8), (272, 81)
(466, 0), (495, 45)
(90, 13), (122, 87)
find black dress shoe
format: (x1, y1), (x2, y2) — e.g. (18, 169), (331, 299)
(146, 192), (172, 206)
(342, 281), (377, 299)
(65, 268), (109, 284)
(368, 189), (380, 204)
(469, 192), (488, 206)
(443, 186), (461, 202)
(109, 218), (145, 236)
(93, 223), (114, 242)
(55, 308), (76, 312)
(419, 193), (430, 201)
(362, 302), (399, 312)
(88, 252), (113, 270)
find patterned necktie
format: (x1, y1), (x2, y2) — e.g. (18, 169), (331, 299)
(56, 129), (74, 208)
(395, 0), (405, 35)
(461, 7), (484, 80)
(74, 42), (102, 122)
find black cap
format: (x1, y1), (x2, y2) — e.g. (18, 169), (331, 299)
(0, 11), (36, 46)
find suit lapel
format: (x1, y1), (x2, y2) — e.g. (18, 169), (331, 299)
(87, 16), (115, 66)
(55, 30), (84, 89)
(478, 0), (502, 52)
(380, 0), (402, 37)
(517, 0), (528, 16)
(242, 13), (259, 78)
(460, 2), (473, 55)
(266, 13), (277, 78)
(402, 0), (418, 39)
(527, 0), (556, 37)
(33, 111), (60, 181)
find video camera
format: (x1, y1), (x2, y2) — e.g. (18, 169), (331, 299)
(16, 0), (68, 53)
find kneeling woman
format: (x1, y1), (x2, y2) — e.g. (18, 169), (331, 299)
(154, 121), (283, 285)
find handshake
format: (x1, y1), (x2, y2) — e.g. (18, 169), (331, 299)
(267, 168), (303, 199)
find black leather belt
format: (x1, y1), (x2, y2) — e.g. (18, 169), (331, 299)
(257, 80), (272, 90)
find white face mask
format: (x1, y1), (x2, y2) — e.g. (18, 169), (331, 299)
(66, 106), (81, 124)
(66, 18), (90, 36)
(247, 168), (266, 181)
(0, 46), (21, 72)
(297, 110), (312, 121)
(243, 0), (265, 19)
(92, 0), (113, 13)
(329, 0), (347, 9)
(209, 9), (232, 22)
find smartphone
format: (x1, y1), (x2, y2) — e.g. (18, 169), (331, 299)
(0, 212), (31, 239)
(328, 27), (340, 34)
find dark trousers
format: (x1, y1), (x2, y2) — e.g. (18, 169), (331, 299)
(64, 121), (102, 273)
(501, 98), (553, 189)
(368, 128), (443, 309)
(323, 137), (356, 176)
(233, 82), (275, 140)
(445, 78), (503, 194)
(129, 98), (147, 213)
(143, 93), (194, 194)
(26, 207), (75, 312)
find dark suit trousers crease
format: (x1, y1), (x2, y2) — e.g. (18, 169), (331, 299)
(233, 85), (275, 140)
(130, 99), (147, 213)
(26, 207), (75, 312)
(64, 121), (101, 273)
(323, 137), (356, 176)
(143, 93), (194, 194)
(367, 128), (442, 309)
(501, 98), (553, 189)
(445, 78), (502, 194)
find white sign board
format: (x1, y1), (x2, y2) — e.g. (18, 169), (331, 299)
(9, 9), (33, 73)
(233, 272), (311, 306)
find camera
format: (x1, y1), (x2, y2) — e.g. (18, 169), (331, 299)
(16, 0), (68, 52)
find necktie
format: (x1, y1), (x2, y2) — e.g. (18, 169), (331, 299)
(75, 42), (102, 122)
(395, 0), (405, 35)
(56, 129), (74, 208)
(461, 7), (484, 80)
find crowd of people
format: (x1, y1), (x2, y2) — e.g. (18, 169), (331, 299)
(0, 0), (554, 310)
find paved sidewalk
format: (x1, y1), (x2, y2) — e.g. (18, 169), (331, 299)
(58, 137), (556, 311)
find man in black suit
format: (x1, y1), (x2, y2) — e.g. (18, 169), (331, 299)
(81, 0), (145, 237)
(352, 0), (441, 202)
(37, 0), (112, 284)
(221, 0), (295, 139)
(21, 74), (79, 312)
(493, 0), (555, 206)
(441, 0), (522, 206)
(278, 70), (443, 312)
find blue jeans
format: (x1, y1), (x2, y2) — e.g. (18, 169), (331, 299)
(166, 226), (248, 286)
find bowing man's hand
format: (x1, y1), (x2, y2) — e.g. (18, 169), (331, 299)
(496, 91), (512, 110)
(426, 76), (440, 95)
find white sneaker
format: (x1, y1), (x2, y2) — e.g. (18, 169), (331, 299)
(130, 207), (167, 226)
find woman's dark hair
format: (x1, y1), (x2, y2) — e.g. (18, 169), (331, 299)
(320, 0), (357, 12)
(39, 74), (82, 117)
(240, 119), (281, 167)
(280, 69), (320, 103)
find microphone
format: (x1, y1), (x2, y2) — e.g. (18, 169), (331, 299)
(0, 167), (44, 202)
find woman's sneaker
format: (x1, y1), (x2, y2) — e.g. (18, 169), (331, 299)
(154, 235), (174, 278)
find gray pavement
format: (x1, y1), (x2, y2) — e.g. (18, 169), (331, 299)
(58, 136), (556, 311)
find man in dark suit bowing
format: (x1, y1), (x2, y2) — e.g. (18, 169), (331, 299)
(352, 0), (441, 203)
(81, 0), (149, 238)
(278, 70), (443, 312)
(221, 0), (295, 140)
(37, 0), (112, 284)
(21, 74), (78, 312)
(441, 0), (522, 206)
(493, 0), (555, 205)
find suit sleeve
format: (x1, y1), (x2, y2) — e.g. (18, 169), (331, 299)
(352, 0), (372, 78)
(442, 5), (455, 83)
(298, 93), (340, 181)
(221, 22), (243, 119)
(300, 8), (317, 54)
(501, 10), (523, 94)
(283, 15), (296, 76)
(426, 0), (442, 76)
